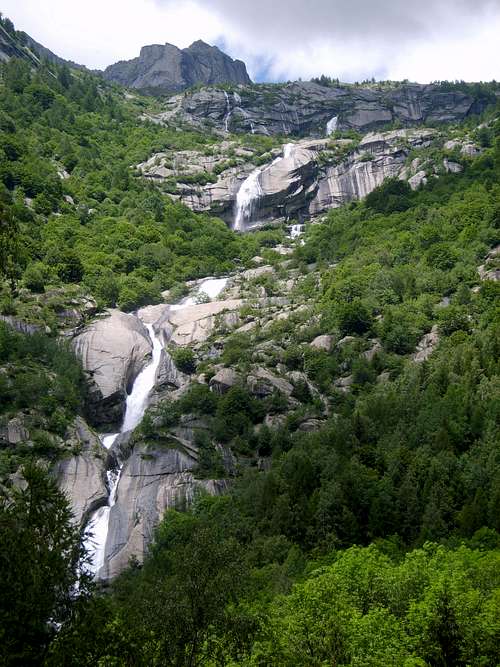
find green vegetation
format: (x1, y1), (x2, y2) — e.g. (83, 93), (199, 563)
(0, 53), (267, 318)
(0, 463), (91, 666)
(1, 17), (500, 664)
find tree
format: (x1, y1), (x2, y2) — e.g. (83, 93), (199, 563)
(0, 463), (91, 666)
(0, 196), (21, 290)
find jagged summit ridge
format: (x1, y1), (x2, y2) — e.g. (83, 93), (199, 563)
(103, 40), (251, 94)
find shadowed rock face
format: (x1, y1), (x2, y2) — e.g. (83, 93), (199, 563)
(103, 40), (251, 94)
(152, 80), (489, 136)
(100, 443), (228, 579)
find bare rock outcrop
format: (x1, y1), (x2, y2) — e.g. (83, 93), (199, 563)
(152, 80), (487, 137)
(100, 443), (228, 579)
(103, 40), (251, 94)
(73, 310), (152, 425)
(413, 325), (440, 363)
(54, 417), (108, 525)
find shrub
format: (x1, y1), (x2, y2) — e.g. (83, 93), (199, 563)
(171, 347), (197, 374)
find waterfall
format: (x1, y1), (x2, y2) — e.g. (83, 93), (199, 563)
(223, 91), (232, 133)
(84, 321), (163, 575)
(326, 115), (339, 136)
(84, 279), (229, 577)
(233, 168), (264, 232)
(290, 223), (305, 239)
(233, 143), (298, 232)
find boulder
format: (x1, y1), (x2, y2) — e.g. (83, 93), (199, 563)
(310, 334), (334, 352)
(73, 309), (152, 425)
(0, 417), (29, 445)
(413, 325), (440, 363)
(362, 339), (383, 362)
(408, 170), (428, 190)
(443, 159), (463, 173)
(209, 368), (240, 394)
(162, 299), (244, 346)
(334, 375), (354, 393)
(241, 265), (275, 281)
(156, 350), (189, 390)
(247, 367), (293, 398)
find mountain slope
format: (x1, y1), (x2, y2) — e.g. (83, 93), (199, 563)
(103, 40), (252, 94)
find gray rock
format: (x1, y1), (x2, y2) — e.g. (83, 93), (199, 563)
(310, 334), (334, 352)
(100, 443), (228, 579)
(103, 40), (251, 94)
(298, 419), (324, 432)
(413, 325), (440, 363)
(156, 350), (189, 390)
(443, 159), (463, 174)
(163, 129), (436, 227)
(73, 309), (152, 425)
(337, 335), (357, 347)
(0, 417), (29, 445)
(478, 244), (500, 282)
(362, 339), (383, 362)
(334, 375), (355, 393)
(247, 367), (293, 397)
(54, 417), (108, 525)
(408, 170), (428, 190)
(209, 368), (240, 394)
(152, 81), (484, 137)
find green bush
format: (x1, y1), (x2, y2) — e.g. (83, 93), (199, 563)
(171, 347), (197, 374)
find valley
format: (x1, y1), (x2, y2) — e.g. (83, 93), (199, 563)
(0, 11), (499, 666)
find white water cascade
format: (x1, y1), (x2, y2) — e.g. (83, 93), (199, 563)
(326, 115), (339, 136)
(233, 143), (297, 232)
(233, 168), (263, 232)
(84, 278), (229, 577)
(223, 91), (232, 133)
(290, 223), (305, 239)
(85, 321), (164, 575)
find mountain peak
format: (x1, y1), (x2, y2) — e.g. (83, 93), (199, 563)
(104, 40), (251, 95)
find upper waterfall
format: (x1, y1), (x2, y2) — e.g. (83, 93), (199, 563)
(233, 142), (298, 232)
(326, 115), (339, 136)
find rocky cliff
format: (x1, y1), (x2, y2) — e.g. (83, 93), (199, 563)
(103, 40), (251, 94)
(139, 128), (452, 227)
(150, 81), (494, 136)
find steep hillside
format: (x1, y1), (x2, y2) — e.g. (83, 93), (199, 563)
(1, 16), (500, 663)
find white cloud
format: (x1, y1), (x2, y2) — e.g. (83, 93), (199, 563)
(1, 0), (223, 69)
(2, 0), (499, 82)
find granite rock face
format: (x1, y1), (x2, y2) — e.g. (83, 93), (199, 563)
(73, 310), (152, 425)
(103, 40), (251, 94)
(152, 81), (490, 136)
(144, 129), (434, 226)
(54, 417), (108, 525)
(100, 443), (228, 579)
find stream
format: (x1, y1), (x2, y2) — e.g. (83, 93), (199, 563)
(84, 277), (228, 576)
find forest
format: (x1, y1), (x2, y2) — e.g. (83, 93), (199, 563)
(0, 23), (500, 667)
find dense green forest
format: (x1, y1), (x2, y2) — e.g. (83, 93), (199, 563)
(1, 22), (500, 666)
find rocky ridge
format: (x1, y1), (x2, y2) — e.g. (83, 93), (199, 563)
(147, 81), (495, 136)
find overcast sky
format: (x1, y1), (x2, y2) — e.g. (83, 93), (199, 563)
(3, 0), (500, 82)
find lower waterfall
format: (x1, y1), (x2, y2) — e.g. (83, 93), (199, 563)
(85, 321), (163, 575)
(84, 278), (228, 577)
